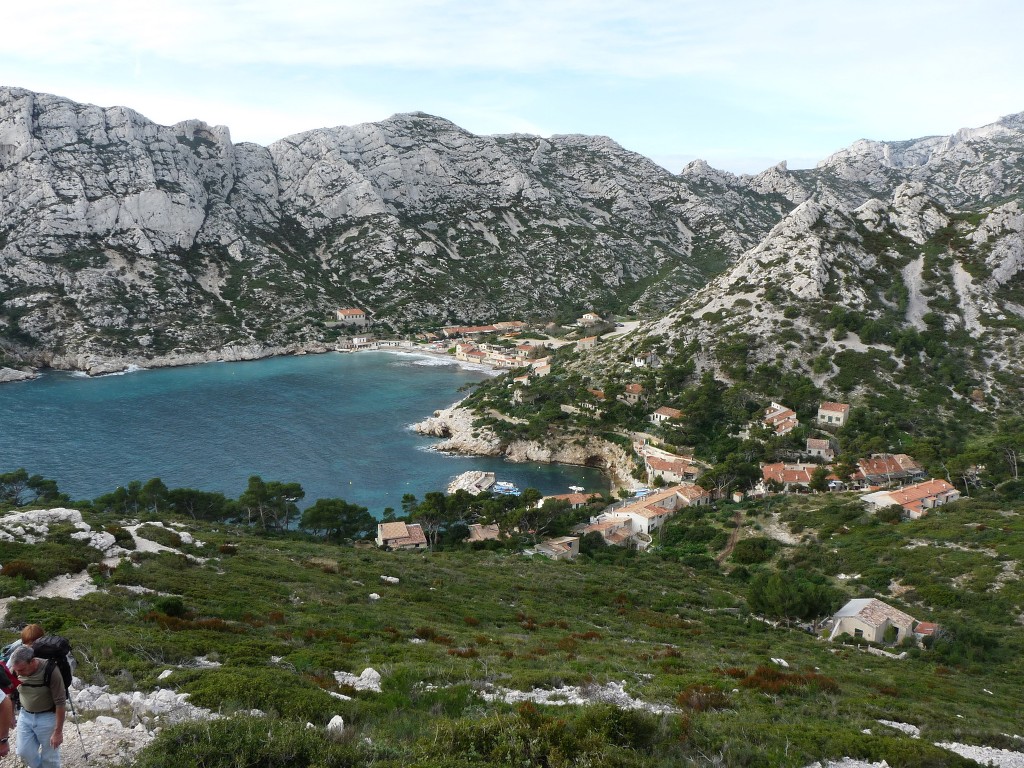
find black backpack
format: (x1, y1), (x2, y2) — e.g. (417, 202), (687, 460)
(27, 635), (74, 694)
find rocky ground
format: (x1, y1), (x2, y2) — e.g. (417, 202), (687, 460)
(2, 509), (1024, 766)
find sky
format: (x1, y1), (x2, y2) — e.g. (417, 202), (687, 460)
(2, 0), (1022, 174)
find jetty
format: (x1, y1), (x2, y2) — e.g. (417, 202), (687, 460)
(448, 471), (496, 495)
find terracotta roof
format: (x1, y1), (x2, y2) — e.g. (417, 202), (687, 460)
(337, 308), (365, 316)
(819, 402), (850, 414)
(624, 383), (644, 394)
(652, 406), (683, 419)
(762, 462), (818, 485)
(914, 621), (940, 636)
(378, 522), (409, 540)
(763, 403), (799, 434)
(857, 453), (922, 479)
(884, 478), (957, 507)
(378, 522), (427, 547)
(807, 438), (832, 450)
(834, 598), (916, 629)
(587, 388), (606, 400)
(676, 485), (711, 502)
(465, 523), (501, 542)
(646, 456), (695, 477)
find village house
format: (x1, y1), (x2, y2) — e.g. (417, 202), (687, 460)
(576, 484), (711, 549)
(913, 621), (941, 645)
(454, 343), (487, 364)
(578, 312), (603, 325)
(646, 454), (700, 484)
(828, 598), (917, 644)
(855, 453), (926, 486)
(620, 383), (644, 406)
(760, 462), (821, 492)
(861, 478), (960, 519)
(633, 351), (662, 369)
(533, 536), (580, 560)
(492, 321), (527, 332)
(577, 335), (598, 351)
(336, 307), (368, 326)
(764, 402), (799, 435)
(649, 406), (683, 425)
(817, 401), (851, 428)
(464, 523), (502, 543)
(806, 437), (836, 461)
(376, 522), (428, 551)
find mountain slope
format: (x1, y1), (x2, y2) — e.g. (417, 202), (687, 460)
(0, 87), (788, 370)
(3, 85), (1024, 380)
(592, 183), (1024, 409)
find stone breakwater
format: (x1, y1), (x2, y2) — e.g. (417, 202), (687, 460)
(412, 403), (634, 489)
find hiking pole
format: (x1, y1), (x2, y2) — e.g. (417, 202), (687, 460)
(68, 694), (91, 766)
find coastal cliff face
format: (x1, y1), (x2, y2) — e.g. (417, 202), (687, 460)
(2, 84), (1022, 391)
(0, 86), (788, 370)
(412, 404), (635, 488)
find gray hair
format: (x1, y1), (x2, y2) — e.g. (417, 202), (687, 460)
(8, 645), (34, 667)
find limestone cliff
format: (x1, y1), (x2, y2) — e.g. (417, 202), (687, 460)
(412, 403), (635, 489)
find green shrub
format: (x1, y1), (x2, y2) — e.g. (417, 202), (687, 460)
(730, 538), (778, 565)
(179, 667), (342, 723)
(153, 596), (188, 618)
(133, 716), (364, 768)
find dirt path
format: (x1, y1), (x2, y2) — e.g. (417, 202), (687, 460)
(716, 510), (743, 564)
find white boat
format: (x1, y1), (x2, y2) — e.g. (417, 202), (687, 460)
(492, 481), (521, 495)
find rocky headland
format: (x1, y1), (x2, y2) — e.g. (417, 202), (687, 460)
(412, 402), (634, 489)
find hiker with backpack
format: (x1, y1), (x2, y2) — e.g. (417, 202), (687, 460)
(8, 644), (64, 768)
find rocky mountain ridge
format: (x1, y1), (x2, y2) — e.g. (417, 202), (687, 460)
(1, 84), (1023, 380)
(595, 181), (1024, 408)
(0, 86), (791, 370)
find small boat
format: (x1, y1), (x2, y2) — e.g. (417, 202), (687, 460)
(492, 481), (521, 495)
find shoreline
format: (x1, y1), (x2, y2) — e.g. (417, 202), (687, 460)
(1, 339), (509, 383)
(5, 341), (619, 493)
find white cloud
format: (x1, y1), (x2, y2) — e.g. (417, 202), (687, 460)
(3, 0), (1021, 172)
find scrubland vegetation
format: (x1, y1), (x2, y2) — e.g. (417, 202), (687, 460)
(1, 473), (1022, 766)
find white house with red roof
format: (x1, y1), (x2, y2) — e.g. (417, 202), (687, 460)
(817, 402), (851, 428)
(620, 383), (645, 406)
(806, 438), (836, 461)
(649, 406), (683, 425)
(763, 402), (799, 435)
(861, 478), (960, 519)
(575, 484), (710, 549)
(336, 307), (368, 326)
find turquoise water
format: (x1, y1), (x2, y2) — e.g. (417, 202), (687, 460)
(0, 351), (605, 515)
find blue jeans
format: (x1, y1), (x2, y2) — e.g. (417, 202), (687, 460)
(16, 710), (60, 768)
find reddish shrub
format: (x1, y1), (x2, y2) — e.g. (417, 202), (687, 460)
(677, 684), (730, 712)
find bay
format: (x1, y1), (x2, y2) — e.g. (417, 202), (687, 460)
(0, 351), (605, 514)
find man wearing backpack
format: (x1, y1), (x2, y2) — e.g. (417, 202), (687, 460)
(8, 645), (64, 768)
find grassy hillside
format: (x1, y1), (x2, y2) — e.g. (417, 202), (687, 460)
(1, 490), (1022, 767)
